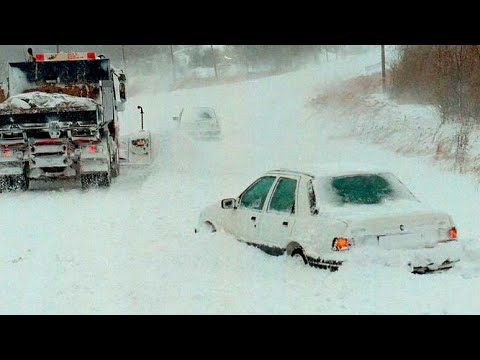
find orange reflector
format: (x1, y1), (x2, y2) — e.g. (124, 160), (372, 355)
(333, 237), (351, 251)
(88, 145), (97, 153)
(448, 227), (457, 239)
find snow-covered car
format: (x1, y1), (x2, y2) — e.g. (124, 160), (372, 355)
(196, 167), (460, 274)
(173, 107), (221, 140)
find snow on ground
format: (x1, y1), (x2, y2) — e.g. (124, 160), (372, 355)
(2, 49), (480, 314)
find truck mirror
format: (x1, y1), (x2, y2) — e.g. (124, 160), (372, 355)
(119, 82), (127, 102)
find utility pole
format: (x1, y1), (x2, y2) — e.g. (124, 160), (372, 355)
(210, 45), (218, 79)
(170, 45), (176, 83)
(122, 45), (126, 66)
(381, 45), (386, 93)
(56, 45), (60, 53)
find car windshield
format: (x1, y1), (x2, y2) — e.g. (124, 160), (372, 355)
(314, 172), (418, 206)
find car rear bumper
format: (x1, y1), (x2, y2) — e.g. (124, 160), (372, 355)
(308, 240), (462, 274)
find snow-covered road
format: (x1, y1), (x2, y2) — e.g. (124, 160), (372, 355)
(2, 51), (480, 314)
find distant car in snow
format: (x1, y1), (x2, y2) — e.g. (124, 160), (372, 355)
(196, 166), (460, 274)
(173, 106), (221, 140)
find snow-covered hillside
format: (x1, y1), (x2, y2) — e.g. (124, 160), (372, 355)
(2, 49), (480, 314)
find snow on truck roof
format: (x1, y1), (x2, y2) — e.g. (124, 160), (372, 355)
(267, 163), (392, 179)
(0, 92), (98, 114)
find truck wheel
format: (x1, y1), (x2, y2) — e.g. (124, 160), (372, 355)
(108, 136), (120, 178)
(81, 175), (93, 190)
(98, 172), (111, 187)
(0, 176), (9, 192)
(11, 175), (29, 191)
(81, 173), (111, 189)
(111, 150), (120, 178)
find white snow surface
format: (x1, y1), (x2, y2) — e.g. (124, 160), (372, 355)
(2, 49), (480, 314)
(0, 91), (97, 112)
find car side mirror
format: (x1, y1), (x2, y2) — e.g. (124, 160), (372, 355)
(221, 198), (236, 209)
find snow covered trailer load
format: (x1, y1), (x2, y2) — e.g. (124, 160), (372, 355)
(0, 52), (127, 191)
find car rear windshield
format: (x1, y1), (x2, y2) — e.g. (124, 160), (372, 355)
(315, 173), (418, 206)
(331, 174), (393, 204)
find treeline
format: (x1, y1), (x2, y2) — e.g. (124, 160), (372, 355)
(0, 45), (370, 81)
(188, 45), (364, 70)
(391, 45), (480, 125)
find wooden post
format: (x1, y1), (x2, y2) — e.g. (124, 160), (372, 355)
(381, 45), (386, 93)
(170, 45), (176, 83)
(211, 45), (218, 79)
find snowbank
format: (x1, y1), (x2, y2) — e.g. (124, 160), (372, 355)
(310, 76), (480, 179)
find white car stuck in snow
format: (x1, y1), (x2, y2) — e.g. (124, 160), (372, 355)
(196, 167), (460, 274)
(173, 106), (221, 140)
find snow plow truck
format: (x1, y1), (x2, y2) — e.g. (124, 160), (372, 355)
(0, 51), (127, 191)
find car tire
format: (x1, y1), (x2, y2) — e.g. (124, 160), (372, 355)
(203, 222), (217, 233)
(291, 247), (308, 265)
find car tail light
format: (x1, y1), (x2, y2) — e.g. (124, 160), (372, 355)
(35, 53), (45, 61)
(88, 145), (97, 153)
(86, 52), (96, 59)
(332, 237), (352, 251)
(448, 227), (457, 240)
(2, 147), (10, 157)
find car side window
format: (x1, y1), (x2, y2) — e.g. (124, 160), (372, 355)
(239, 176), (276, 211)
(268, 178), (297, 214)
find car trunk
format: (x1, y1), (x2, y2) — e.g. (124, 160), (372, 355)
(326, 204), (453, 250)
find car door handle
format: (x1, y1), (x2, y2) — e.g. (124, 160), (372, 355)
(251, 216), (256, 221)
(282, 221), (289, 226)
